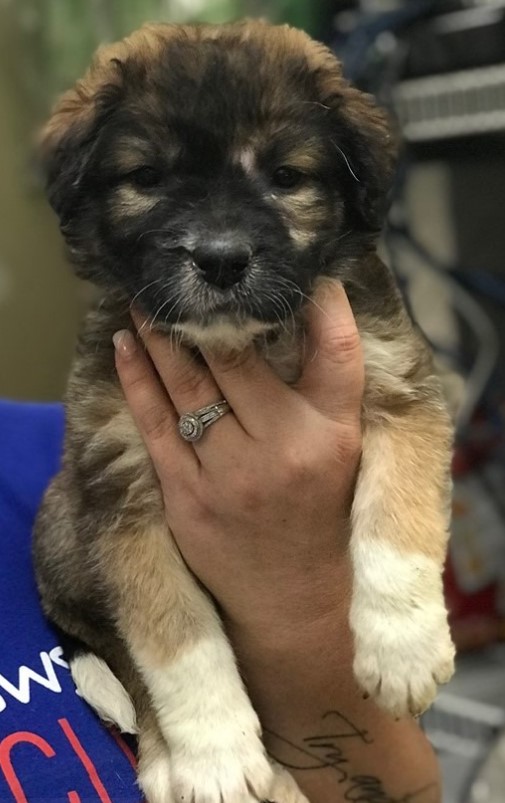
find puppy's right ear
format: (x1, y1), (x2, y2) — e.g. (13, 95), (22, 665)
(38, 25), (178, 225)
(38, 25), (174, 224)
(37, 43), (126, 225)
(38, 99), (97, 226)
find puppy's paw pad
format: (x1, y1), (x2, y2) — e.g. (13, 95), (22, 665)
(353, 608), (455, 718)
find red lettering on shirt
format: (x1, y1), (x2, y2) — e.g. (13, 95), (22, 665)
(0, 730), (56, 803)
(58, 718), (113, 803)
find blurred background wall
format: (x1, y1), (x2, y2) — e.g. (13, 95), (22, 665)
(0, 2), (87, 400)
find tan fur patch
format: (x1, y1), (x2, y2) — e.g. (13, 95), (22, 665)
(283, 145), (327, 173)
(277, 185), (332, 247)
(174, 317), (275, 352)
(111, 138), (158, 172)
(95, 519), (227, 670)
(112, 186), (159, 218)
(354, 407), (452, 565)
(235, 147), (256, 175)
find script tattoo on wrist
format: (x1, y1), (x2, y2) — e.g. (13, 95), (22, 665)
(265, 710), (438, 803)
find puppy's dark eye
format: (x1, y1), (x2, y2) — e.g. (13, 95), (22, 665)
(271, 166), (304, 190)
(126, 166), (161, 189)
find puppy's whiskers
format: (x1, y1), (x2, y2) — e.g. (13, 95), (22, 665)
(152, 285), (186, 330)
(299, 100), (331, 112)
(129, 278), (165, 310)
(270, 287), (297, 339)
(263, 291), (290, 338)
(274, 275), (333, 323)
(331, 141), (360, 183)
(336, 229), (352, 242)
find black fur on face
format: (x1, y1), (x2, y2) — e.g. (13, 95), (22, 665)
(41, 22), (397, 338)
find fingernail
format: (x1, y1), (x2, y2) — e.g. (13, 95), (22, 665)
(113, 330), (137, 357)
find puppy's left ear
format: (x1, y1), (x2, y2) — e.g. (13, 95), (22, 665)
(308, 39), (398, 232)
(331, 83), (399, 232)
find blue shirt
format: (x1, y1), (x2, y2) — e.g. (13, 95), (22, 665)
(0, 400), (140, 802)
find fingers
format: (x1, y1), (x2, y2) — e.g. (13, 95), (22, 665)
(113, 329), (197, 477)
(130, 311), (245, 450)
(132, 309), (293, 439)
(201, 345), (295, 437)
(128, 282), (362, 451)
(296, 281), (364, 422)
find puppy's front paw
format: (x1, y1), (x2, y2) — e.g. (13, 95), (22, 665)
(267, 760), (310, 803)
(351, 545), (455, 717)
(138, 751), (173, 803)
(169, 716), (273, 803)
(352, 598), (455, 717)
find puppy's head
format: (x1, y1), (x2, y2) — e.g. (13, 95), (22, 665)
(40, 21), (396, 346)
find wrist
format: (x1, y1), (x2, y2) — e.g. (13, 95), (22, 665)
(223, 552), (353, 656)
(225, 573), (356, 742)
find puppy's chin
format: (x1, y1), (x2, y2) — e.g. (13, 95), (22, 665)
(169, 316), (278, 353)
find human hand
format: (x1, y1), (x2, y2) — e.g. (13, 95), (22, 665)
(113, 282), (364, 642)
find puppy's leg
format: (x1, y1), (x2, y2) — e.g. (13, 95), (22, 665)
(350, 404), (455, 717)
(102, 521), (273, 803)
(75, 652), (175, 803)
(74, 647), (175, 803)
(137, 709), (174, 803)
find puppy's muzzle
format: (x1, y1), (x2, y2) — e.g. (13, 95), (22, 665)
(192, 234), (252, 290)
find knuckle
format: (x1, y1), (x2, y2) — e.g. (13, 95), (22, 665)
(283, 427), (362, 480)
(231, 471), (264, 510)
(190, 486), (217, 523)
(337, 422), (363, 461)
(120, 373), (143, 397)
(171, 365), (209, 400)
(116, 360), (175, 446)
(117, 361), (147, 394)
(141, 406), (172, 442)
(212, 347), (253, 376)
(283, 446), (312, 481)
(324, 326), (362, 366)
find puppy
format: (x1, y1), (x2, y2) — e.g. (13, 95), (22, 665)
(33, 21), (455, 803)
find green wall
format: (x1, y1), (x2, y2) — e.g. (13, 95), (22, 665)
(0, 6), (89, 400)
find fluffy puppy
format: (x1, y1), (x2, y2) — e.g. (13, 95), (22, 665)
(33, 21), (455, 803)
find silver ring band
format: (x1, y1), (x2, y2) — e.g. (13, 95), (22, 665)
(178, 400), (231, 442)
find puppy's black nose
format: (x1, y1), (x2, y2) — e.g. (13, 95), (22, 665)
(193, 237), (251, 289)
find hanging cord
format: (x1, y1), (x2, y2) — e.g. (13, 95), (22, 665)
(386, 214), (500, 435)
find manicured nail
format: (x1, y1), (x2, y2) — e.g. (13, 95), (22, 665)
(113, 330), (137, 357)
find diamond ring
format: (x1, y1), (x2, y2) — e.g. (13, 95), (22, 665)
(178, 401), (231, 442)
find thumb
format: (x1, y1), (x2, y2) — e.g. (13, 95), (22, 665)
(296, 280), (364, 420)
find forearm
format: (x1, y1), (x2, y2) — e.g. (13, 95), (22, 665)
(227, 569), (441, 803)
